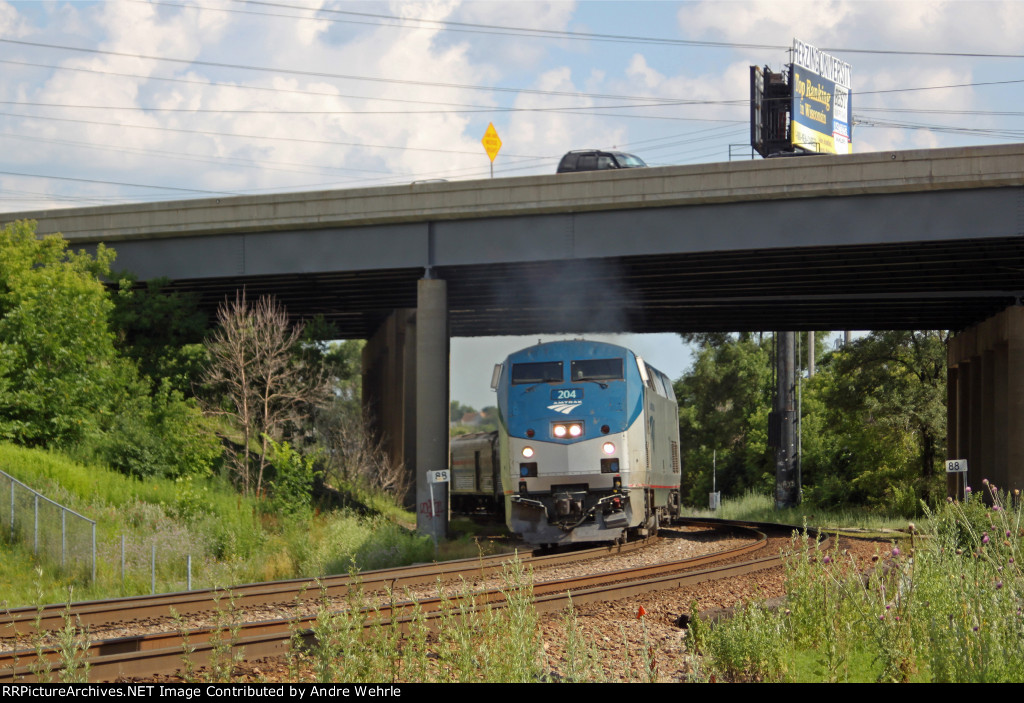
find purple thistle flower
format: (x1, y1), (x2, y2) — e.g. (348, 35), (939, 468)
(823, 556), (831, 564)
(966, 486), (972, 493)
(983, 534), (990, 544)
(983, 479), (990, 486)
(892, 547), (900, 557)
(997, 581), (1004, 589)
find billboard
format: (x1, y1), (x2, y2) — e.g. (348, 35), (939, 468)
(790, 39), (852, 154)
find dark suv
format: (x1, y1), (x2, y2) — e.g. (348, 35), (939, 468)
(556, 149), (647, 173)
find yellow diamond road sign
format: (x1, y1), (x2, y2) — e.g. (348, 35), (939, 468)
(482, 123), (502, 162)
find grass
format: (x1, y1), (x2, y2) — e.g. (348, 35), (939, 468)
(692, 483), (1024, 683)
(0, 442), (505, 609)
(687, 489), (915, 533)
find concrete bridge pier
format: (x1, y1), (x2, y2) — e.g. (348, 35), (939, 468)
(414, 278), (450, 538)
(361, 279), (450, 540)
(947, 306), (1024, 499)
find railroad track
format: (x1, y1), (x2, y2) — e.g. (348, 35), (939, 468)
(2, 519), (819, 682)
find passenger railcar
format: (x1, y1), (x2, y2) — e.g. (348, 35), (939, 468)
(491, 340), (681, 545)
(449, 430), (504, 517)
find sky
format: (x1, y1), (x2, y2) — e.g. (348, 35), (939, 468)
(1, 0), (1022, 406)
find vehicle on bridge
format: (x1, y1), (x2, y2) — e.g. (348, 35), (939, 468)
(556, 149), (647, 173)
(491, 340), (681, 545)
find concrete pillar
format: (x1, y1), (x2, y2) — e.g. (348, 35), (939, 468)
(980, 349), (995, 489)
(946, 365), (961, 497)
(1008, 334), (1024, 495)
(415, 278), (450, 538)
(948, 306), (1024, 498)
(969, 354), (983, 488)
(957, 358), (972, 487)
(993, 343), (1009, 489)
(362, 308), (417, 507)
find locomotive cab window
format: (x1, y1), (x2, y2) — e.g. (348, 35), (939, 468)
(571, 358), (624, 382)
(511, 361), (563, 384)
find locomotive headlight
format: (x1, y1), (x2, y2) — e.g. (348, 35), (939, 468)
(602, 442), (616, 455)
(522, 446), (535, 458)
(552, 421), (583, 439)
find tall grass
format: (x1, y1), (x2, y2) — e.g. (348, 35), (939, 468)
(0, 443), (492, 609)
(688, 489), (914, 532)
(697, 482), (1024, 682)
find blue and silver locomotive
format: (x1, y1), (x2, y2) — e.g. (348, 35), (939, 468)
(491, 340), (681, 545)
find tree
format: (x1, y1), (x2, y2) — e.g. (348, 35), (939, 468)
(0, 220), (121, 447)
(202, 293), (330, 496)
(110, 275), (208, 396)
(803, 331), (947, 513)
(674, 334), (774, 504)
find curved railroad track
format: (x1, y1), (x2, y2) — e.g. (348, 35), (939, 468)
(1, 519), (820, 682)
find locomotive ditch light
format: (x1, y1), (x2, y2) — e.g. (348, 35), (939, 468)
(602, 442), (616, 455)
(522, 446), (535, 458)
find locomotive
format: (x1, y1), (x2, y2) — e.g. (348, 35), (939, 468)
(490, 340), (681, 546)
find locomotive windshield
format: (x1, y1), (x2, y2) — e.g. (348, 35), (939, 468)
(571, 358), (624, 382)
(511, 360), (563, 384)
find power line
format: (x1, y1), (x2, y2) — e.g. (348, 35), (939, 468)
(0, 38), (688, 104)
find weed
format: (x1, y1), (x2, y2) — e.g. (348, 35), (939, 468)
(55, 593), (91, 683)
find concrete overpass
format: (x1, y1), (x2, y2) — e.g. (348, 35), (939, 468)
(10, 142), (1024, 336)
(5, 142), (1024, 515)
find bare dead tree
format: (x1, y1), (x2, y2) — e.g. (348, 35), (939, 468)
(316, 400), (412, 503)
(202, 292), (330, 496)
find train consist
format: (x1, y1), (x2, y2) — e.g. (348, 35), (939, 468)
(474, 339), (681, 546)
(449, 430), (503, 517)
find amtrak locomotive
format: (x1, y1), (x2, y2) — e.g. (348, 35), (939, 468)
(491, 340), (681, 545)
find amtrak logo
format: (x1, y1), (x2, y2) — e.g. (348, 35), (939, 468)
(547, 401), (582, 414)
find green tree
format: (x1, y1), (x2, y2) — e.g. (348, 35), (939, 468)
(803, 331), (947, 514)
(0, 220), (121, 447)
(110, 275), (208, 396)
(674, 334), (774, 505)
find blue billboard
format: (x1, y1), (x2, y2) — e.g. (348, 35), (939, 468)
(790, 39), (852, 154)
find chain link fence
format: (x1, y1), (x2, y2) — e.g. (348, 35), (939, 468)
(0, 469), (96, 582)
